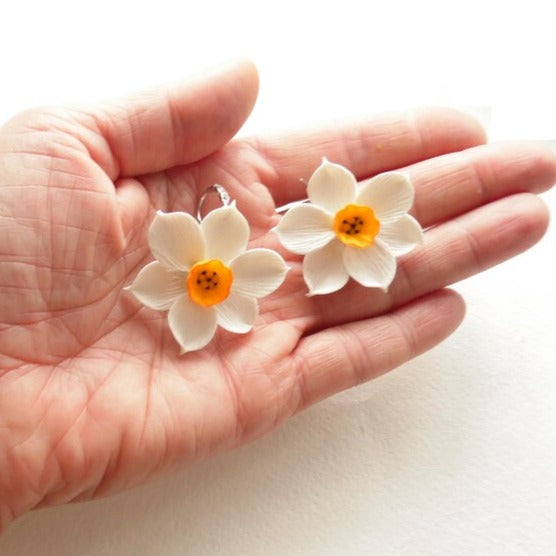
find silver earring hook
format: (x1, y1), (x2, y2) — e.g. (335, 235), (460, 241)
(275, 199), (309, 213)
(197, 184), (232, 222)
(275, 178), (309, 214)
(197, 180), (309, 218)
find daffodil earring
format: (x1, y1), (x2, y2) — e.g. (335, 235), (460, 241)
(274, 159), (424, 295)
(125, 185), (289, 353)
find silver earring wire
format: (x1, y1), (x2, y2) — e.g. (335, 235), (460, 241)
(198, 180), (309, 217)
(275, 178), (309, 214)
(275, 198), (309, 213)
(197, 184), (232, 222)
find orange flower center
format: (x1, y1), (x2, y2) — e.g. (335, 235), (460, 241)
(186, 259), (233, 307)
(333, 204), (380, 248)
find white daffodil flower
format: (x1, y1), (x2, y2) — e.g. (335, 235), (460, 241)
(126, 204), (288, 353)
(274, 159), (423, 295)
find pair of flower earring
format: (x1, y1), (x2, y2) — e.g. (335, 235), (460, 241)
(125, 159), (424, 353)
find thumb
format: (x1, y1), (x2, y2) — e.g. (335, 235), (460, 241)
(89, 59), (259, 178)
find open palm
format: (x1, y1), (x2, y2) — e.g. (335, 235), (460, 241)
(1, 61), (554, 530)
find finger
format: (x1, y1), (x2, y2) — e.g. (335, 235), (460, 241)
(390, 192), (550, 307)
(409, 141), (556, 228)
(275, 193), (548, 331)
(250, 107), (486, 205)
(85, 59), (259, 178)
(289, 289), (465, 409)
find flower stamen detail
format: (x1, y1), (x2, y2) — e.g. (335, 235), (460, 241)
(187, 259), (233, 307)
(333, 204), (380, 248)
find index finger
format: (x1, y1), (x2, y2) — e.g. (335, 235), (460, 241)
(248, 107), (486, 205)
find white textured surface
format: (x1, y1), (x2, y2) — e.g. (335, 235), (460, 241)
(1, 1), (555, 554)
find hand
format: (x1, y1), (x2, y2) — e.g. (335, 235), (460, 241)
(1, 60), (554, 531)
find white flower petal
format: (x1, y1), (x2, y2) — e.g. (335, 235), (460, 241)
(201, 203), (249, 264)
(303, 239), (349, 295)
(342, 239), (397, 290)
(215, 291), (258, 334)
(230, 248), (288, 298)
(356, 172), (414, 223)
(149, 211), (205, 271)
(307, 158), (357, 213)
(168, 295), (217, 353)
(274, 204), (334, 255)
(379, 215), (424, 256)
(126, 261), (185, 310)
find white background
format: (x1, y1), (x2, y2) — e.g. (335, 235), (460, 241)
(1, 1), (555, 554)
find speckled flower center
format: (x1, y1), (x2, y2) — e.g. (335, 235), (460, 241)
(186, 259), (233, 307)
(333, 204), (380, 248)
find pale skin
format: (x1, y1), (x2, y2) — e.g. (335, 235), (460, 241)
(0, 60), (555, 532)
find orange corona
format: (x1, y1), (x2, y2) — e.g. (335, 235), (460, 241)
(333, 204), (380, 248)
(186, 259), (233, 307)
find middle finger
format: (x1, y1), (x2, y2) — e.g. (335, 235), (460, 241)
(407, 141), (555, 228)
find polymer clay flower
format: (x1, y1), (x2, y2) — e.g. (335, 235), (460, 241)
(274, 159), (423, 295)
(126, 204), (288, 353)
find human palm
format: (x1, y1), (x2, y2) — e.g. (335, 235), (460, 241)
(1, 61), (554, 531)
